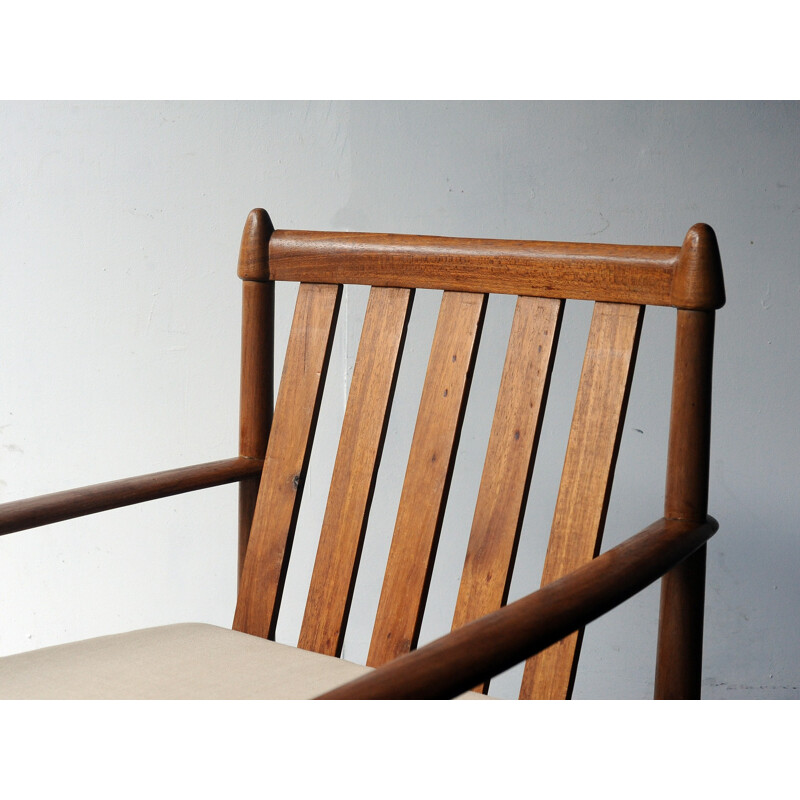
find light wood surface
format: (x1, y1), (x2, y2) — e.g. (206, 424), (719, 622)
(451, 296), (563, 692)
(519, 302), (644, 699)
(268, 230), (682, 307)
(233, 282), (341, 639)
(298, 287), (414, 656)
(367, 291), (487, 667)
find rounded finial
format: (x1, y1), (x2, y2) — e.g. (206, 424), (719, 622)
(671, 223), (725, 310)
(237, 208), (274, 281)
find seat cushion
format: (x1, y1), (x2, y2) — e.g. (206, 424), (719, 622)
(0, 623), (491, 699)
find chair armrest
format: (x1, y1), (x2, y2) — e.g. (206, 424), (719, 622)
(316, 516), (718, 699)
(0, 457), (263, 536)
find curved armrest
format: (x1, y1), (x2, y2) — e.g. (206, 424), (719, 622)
(316, 516), (718, 699)
(0, 457), (263, 536)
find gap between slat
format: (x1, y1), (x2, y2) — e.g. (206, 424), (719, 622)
(367, 290), (487, 667)
(519, 301), (644, 699)
(451, 295), (564, 693)
(233, 282), (342, 640)
(298, 286), (414, 656)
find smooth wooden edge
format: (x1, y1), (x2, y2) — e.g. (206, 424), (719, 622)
(250, 221), (725, 309)
(655, 307), (716, 698)
(0, 457), (263, 536)
(520, 302), (644, 699)
(298, 287), (414, 656)
(269, 229), (679, 306)
(367, 291), (488, 666)
(671, 224), (725, 310)
(238, 277), (275, 588)
(654, 545), (707, 699)
(237, 208), (274, 281)
(664, 310), (715, 521)
(451, 296), (564, 693)
(233, 283), (343, 640)
(316, 516), (718, 699)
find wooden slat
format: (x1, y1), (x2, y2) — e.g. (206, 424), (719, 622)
(298, 286), (414, 656)
(367, 290), (487, 667)
(233, 282), (341, 639)
(451, 296), (563, 692)
(269, 230), (680, 307)
(519, 301), (644, 699)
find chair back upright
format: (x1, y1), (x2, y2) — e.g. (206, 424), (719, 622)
(232, 209), (724, 699)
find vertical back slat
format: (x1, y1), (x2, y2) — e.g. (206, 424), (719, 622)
(233, 282), (342, 640)
(519, 301), (643, 699)
(451, 296), (563, 691)
(367, 290), (487, 667)
(298, 286), (414, 656)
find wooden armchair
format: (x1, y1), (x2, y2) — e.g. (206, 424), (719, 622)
(0, 209), (724, 699)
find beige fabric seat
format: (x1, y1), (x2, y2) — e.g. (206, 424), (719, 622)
(0, 623), (490, 700)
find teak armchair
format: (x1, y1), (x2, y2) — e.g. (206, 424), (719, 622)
(0, 210), (724, 699)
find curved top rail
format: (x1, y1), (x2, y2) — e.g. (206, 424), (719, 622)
(238, 218), (724, 310)
(267, 229), (679, 306)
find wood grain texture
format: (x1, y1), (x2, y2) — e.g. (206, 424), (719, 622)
(519, 301), (644, 699)
(233, 283), (341, 639)
(655, 308), (717, 698)
(319, 517), (718, 699)
(237, 210), (275, 584)
(367, 290), (487, 667)
(298, 286), (414, 656)
(238, 278), (274, 588)
(664, 311), (716, 523)
(239, 279), (275, 460)
(654, 545), (707, 699)
(451, 296), (563, 693)
(270, 230), (679, 306)
(0, 212), (722, 700)
(236, 208), (274, 282)
(671, 224), (725, 311)
(0, 458), (263, 536)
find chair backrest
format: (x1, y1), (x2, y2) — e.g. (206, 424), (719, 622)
(231, 209), (724, 699)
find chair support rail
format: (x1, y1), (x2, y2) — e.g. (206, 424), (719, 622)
(316, 516), (718, 699)
(0, 457), (264, 536)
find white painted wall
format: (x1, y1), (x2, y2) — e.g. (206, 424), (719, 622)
(1, 101), (797, 698)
